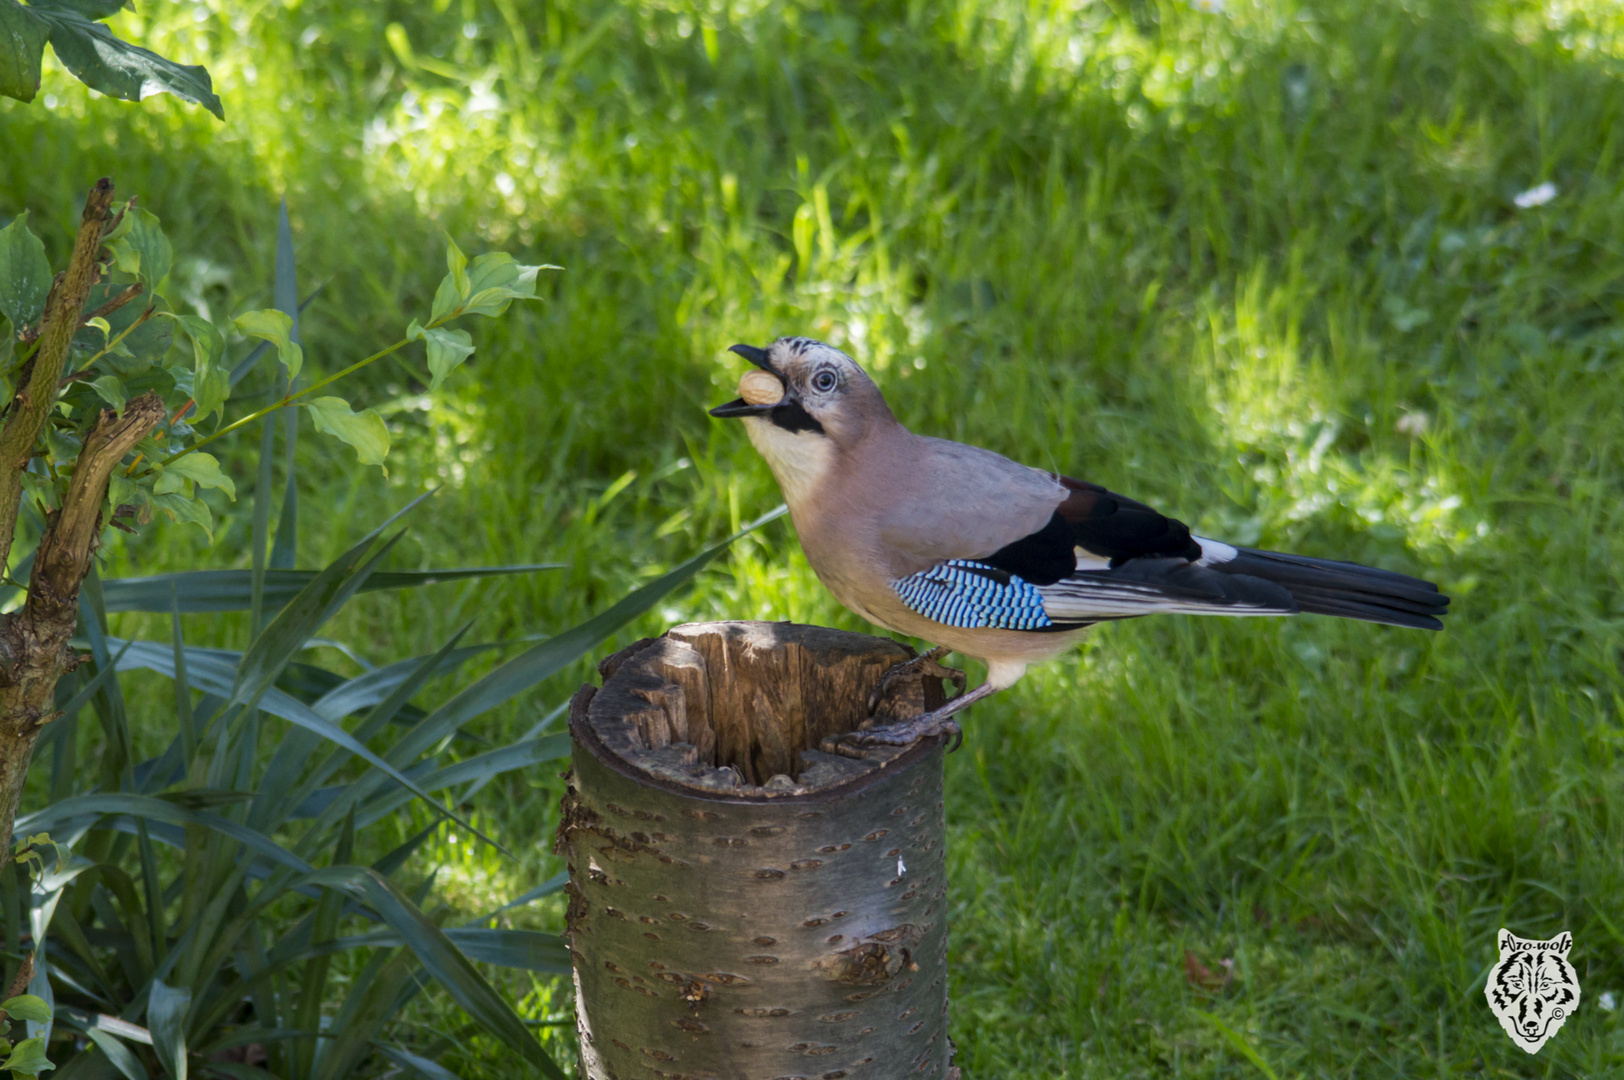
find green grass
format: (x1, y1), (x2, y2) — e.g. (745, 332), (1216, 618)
(6, 0), (1624, 1074)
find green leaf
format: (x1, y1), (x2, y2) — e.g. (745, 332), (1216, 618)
(269, 917), (574, 978)
(44, 424), (81, 467)
(302, 397), (388, 468)
(146, 979), (190, 1080)
(368, 505), (787, 782)
(120, 208), (172, 293)
(0, 210), (51, 329)
(354, 735), (570, 825)
(211, 497), (509, 850)
(159, 451), (235, 500)
(0, 1), (49, 104)
(100, 638), (495, 850)
(429, 237), (469, 322)
(33, 0), (131, 19)
(0, 996), (51, 1023)
(372, 1043), (462, 1080)
(406, 319), (474, 390)
(301, 867), (563, 1079)
(148, 490), (213, 541)
(83, 287), (170, 376)
(162, 313), (227, 421)
(233, 309), (301, 381)
(32, 6), (221, 118)
(88, 374), (127, 413)
(14, 793), (315, 875)
(460, 251), (548, 318)
(108, 473), (136, 512)
(79, 1027), (145, 1080)
(0, 1034), (53, 1074)
(229, 522), (407, 708)
(483, 871), (568, 920)
(201, 1063), (277, 1080)
(98, 563), (561, 613)
(1192, 1009), (1281, 1080)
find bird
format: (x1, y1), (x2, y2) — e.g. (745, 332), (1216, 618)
(710, 336), (1449, 747)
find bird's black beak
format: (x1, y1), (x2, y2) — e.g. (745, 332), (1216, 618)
(728, 343), (774, 371)
(710, 342), (782, 417)
(709, 398), (774, 418)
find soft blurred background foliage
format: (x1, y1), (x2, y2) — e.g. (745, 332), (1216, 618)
(4, 0), (1624, 1074)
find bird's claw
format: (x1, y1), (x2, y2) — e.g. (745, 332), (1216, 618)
(833, 713), (963, 755)
(866, 645), (966, 715)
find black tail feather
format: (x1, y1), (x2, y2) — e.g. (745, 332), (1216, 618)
(1214, 548), (1449, 630)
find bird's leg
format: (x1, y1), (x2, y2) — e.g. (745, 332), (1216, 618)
(866, 645), (966, 715)
(847, 678), (1001, 751)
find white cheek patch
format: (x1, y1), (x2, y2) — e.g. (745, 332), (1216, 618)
(1195, 536), (1238, 566)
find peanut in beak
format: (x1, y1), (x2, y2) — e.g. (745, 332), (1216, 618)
(739, 369), (785, 406)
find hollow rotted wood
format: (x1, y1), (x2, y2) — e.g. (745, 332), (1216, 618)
(557, 621), (959, 1079)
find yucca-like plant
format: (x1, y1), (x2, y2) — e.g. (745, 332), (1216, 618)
(4, 498), (766, 1079)
(0, 181), (779, 1077)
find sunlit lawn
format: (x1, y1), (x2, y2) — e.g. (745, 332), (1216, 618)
(6, 0), (1624, 1074)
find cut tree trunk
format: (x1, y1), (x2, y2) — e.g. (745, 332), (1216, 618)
(557, 621), (961, 1079)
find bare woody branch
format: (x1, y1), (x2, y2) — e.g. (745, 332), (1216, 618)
(0, 391), (164, 858)
(0, 179), (117, 573)
(79, 281), (144, 327)
(20, 283), (145, 346)
(28, 392), (166, 627)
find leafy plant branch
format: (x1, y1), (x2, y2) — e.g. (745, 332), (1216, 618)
(156, 330), (416, 471)
(0, 179), (119, 575)
(0, 176), (568, 1077)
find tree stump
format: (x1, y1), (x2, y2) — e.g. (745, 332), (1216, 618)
(556, 621), (958, 1080)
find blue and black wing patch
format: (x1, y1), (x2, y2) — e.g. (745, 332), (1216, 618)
(891, 560), (1056, 631)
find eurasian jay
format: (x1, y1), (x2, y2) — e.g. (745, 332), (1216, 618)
(711, 337), (1448, 746)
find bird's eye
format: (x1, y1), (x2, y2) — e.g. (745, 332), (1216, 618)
(812, 370), (838, 393)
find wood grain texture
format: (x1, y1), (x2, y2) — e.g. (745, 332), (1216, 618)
(558, 621), (959, 1079)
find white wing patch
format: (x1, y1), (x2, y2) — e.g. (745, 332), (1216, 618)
(1073, 547), (1112, 571)
(1194, 536), (1238, 565)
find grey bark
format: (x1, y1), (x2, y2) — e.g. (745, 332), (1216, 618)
(557, 621), (961, 1080)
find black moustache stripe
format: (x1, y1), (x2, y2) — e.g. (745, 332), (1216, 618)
(770, 400), (824, 435)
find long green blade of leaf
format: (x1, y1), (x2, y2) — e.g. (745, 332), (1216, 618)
(313, 949), (416, 1080)
(170, 586), (196, 762)
(235, 490), (437, 703)
(107, 640), (478, 833)
(243, 926), (570, 978)
(373, 1042), (463, 1080)
(249, 364), (278, 635)
(301, 867), (563, 1078)
(1192, 1009), (1283, 1080)
(99, 565), (562, 613)
(270, 198), (300, 574)
(16, 794), (314, 875)
(147, 978), (192, 1080)
(478, 871), (569, 922)
(354, 735), (569, 826)
(282, 626), (478, 840)
(80, 1026), (148, 1080)
(383, 506), (785, 772)
(80, 567), (135, 790)
(311, 639), (502, 722)
(232, 530), (404, 707)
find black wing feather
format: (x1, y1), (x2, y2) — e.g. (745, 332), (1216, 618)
(971, 474), (1448, 631)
